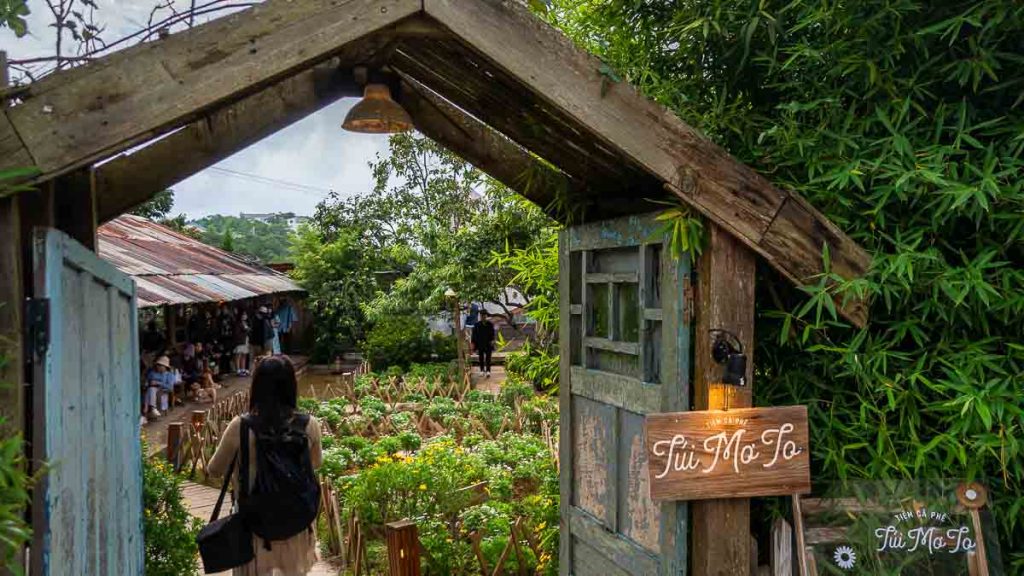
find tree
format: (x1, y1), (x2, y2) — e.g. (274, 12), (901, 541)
(289, 224), (377, 360)
(194, 214), (295, 263)
(315, 133), (553, 324)
(129, 189), (175, 220)
(221, 228), (235, 252)
(542, 0), (1024, 563)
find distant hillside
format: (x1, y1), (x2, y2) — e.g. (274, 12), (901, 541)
(190, 213), (301, 264)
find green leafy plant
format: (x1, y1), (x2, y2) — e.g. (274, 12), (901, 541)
(0, 431), (30, 575)
(142, 444), (201, 576)
(0, 0), (30, 38)
(0, 344), (33, 575)
(505, 340), (560, 394)
(651, 202), (704, 261)
(361, 315), (433, 371)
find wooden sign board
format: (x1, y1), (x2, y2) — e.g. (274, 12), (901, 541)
(645, 405), (811, 501)
(796, 480), (1003, 575)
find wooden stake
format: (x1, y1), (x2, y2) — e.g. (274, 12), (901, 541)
(166, 422), (183, 464)
(792, 494), (809, 576)
(771, 517), (793, 576)
(385, 520), (422, 576)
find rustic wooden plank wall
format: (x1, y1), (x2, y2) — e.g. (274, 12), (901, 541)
(31, 229), (142, 575)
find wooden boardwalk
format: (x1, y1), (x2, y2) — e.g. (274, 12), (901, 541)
(182, 481), (340, 576)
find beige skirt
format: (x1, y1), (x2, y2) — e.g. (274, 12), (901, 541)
(233, 527), (319, 576)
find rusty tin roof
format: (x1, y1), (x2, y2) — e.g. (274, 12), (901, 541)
(98, 215), (304, 308)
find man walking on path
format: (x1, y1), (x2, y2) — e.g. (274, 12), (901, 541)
(471, 311), (496, 377)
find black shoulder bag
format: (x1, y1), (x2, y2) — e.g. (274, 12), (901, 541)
(196, 452), (255, 573)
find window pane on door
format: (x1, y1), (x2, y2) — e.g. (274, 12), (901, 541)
(618, 283), (639, 342)
(590, 283), (610, 337)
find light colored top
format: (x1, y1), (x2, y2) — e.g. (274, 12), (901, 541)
(208, 414), (323, 576)
(146, 369), (175, 391)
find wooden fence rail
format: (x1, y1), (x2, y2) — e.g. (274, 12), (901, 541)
(168, 388), (251, 476)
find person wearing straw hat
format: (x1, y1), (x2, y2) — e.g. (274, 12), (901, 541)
(144, 355), (175, 420)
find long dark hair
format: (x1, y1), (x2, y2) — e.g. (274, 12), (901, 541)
(248, 355), (298, 429)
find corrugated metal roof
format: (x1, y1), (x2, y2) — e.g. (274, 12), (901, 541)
(98, 215), (305, 308)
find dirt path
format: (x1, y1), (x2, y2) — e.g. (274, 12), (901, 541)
(469, 364), (507, 396)
(182, 480), (340, 576)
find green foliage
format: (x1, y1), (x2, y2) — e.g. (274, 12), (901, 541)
(290, 224), (377, 360)
(129, 189), (175, 220)
(651, 202), (704, 261)
(544, 0), (1024, 566)
(142, 445), (201, 576)
(0, 167), (40, 198)
(489, 230), (560, 341)
(490, 229), (562, 395)
(308, 133), (552, 328)
(0, 0), (30, 37)
(361, 316), (432, 371)
(408, 361), (457, 382)
(429, 333), (458, 363)
(498, 379), (535, 408)
(0, 430), (31, 575)
(309, 361), (558, 573)
(332, 434), (559, 575)
(220, 228), (235, 252)
(0, 350), (31, 575)
(193, 214), (295, 263)
(505, 341), (560, 394)
(0, 343), (33, 575)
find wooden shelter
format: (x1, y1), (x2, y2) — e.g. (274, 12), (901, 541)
(0, 1), (871, 574)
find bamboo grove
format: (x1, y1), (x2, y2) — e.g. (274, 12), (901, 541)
(539, 0), (1024, 569)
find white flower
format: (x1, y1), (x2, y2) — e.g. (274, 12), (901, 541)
(834, 545), (857, 570)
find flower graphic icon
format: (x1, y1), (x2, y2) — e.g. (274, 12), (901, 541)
(833, 546), (856, 570)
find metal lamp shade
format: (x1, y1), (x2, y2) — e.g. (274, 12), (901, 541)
(341, 83), (413, 134)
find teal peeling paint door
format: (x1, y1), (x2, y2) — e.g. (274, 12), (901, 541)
(559, 213), (692, 575)
(31, 228), (144, 575)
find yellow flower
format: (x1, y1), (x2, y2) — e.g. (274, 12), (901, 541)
(535, 522), (546, 532)
(419, 483), (427, 491)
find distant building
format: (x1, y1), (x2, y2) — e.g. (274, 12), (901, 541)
(239, 211), (309, 230)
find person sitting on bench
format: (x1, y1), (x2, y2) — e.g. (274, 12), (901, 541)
(144, 356), (175, 419)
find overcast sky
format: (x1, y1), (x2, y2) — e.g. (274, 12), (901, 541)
(1, 0), (390, 218)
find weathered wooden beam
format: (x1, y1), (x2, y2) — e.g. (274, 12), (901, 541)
(422, 0), (869, 326)
(397, 76), (570, 210)
(94, 29), (405, 222)
(1, 0), (422, 178)
(691, 225), (757, 576)
(53, 168), (97, 250)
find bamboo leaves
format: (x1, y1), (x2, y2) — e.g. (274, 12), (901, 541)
(542, 0), (1024, 566)
(651, 202), (705, 261)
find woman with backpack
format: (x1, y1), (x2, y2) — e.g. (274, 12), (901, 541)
(206, 355), (323, 575)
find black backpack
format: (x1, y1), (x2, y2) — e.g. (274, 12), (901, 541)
(239, 413), (320, 548)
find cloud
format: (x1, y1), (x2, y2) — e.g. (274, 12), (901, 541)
(172, 100), (391, 218)
(2, 1), (388, 218)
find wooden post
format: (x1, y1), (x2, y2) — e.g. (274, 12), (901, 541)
(0, 51), (24, 438)
(53, 168), (98, 250)
(692, 224), (756, 576)
(770, 518), (793, 576)
(385, 520), (421, 576)
(452, 298), (465, 382)
(165, 305), (177, 349)
(166, 422), (183, 464)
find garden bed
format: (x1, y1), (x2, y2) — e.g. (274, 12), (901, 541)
(304, 363), (560, 575)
